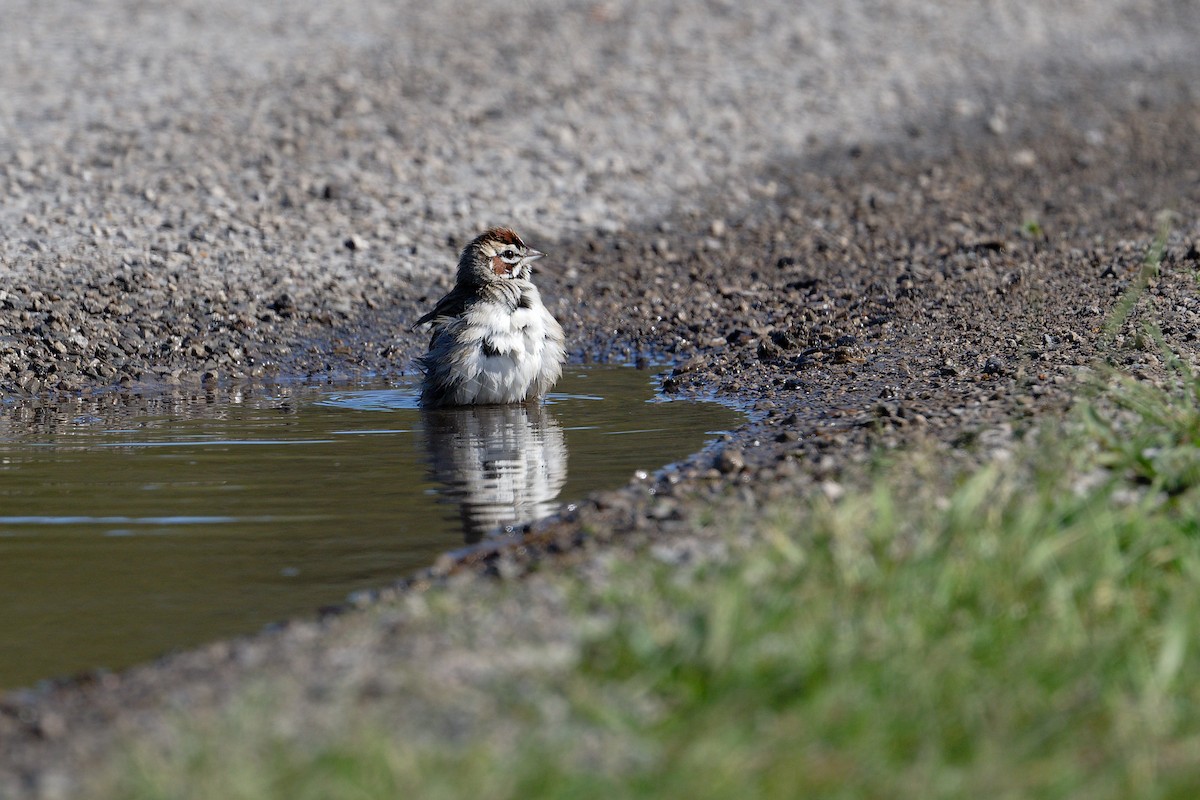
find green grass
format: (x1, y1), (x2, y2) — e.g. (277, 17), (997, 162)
(1021, 218), (1045, 239)
(1105, 211), (1175, 340)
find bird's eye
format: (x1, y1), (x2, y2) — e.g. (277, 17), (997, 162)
(502, 249), (517, 260)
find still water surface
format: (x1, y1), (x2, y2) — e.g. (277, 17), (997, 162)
(0, 365), (742, 689)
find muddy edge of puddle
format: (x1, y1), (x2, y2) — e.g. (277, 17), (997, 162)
(1, 22), (1200, 798)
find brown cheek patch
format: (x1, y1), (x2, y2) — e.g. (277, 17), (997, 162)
(491, 255), (508, 276)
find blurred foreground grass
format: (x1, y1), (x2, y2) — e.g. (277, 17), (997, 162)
(108, 340), (1200, 799)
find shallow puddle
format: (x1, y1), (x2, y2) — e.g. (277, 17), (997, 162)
(0, 365), (742, 690)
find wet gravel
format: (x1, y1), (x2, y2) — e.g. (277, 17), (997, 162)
(2, 0), (1200, 795)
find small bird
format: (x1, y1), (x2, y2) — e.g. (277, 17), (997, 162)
(412, 227), (565, 408)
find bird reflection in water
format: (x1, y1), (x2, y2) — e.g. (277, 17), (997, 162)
(420, 402), (567, 543)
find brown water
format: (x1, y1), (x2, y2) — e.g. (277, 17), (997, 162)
(0, 365), (742, 690)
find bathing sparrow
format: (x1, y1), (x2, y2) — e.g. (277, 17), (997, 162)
(412, 227), (565, 407)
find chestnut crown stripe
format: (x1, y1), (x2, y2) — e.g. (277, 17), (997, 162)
(485, 227), (524, 246)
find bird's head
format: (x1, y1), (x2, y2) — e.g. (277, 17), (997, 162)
(458, 227), (545, 284)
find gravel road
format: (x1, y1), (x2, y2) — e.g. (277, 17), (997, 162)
(1, 0), (1199, 794)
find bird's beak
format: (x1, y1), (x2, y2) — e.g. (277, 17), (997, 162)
(525, 249), (546, 262)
